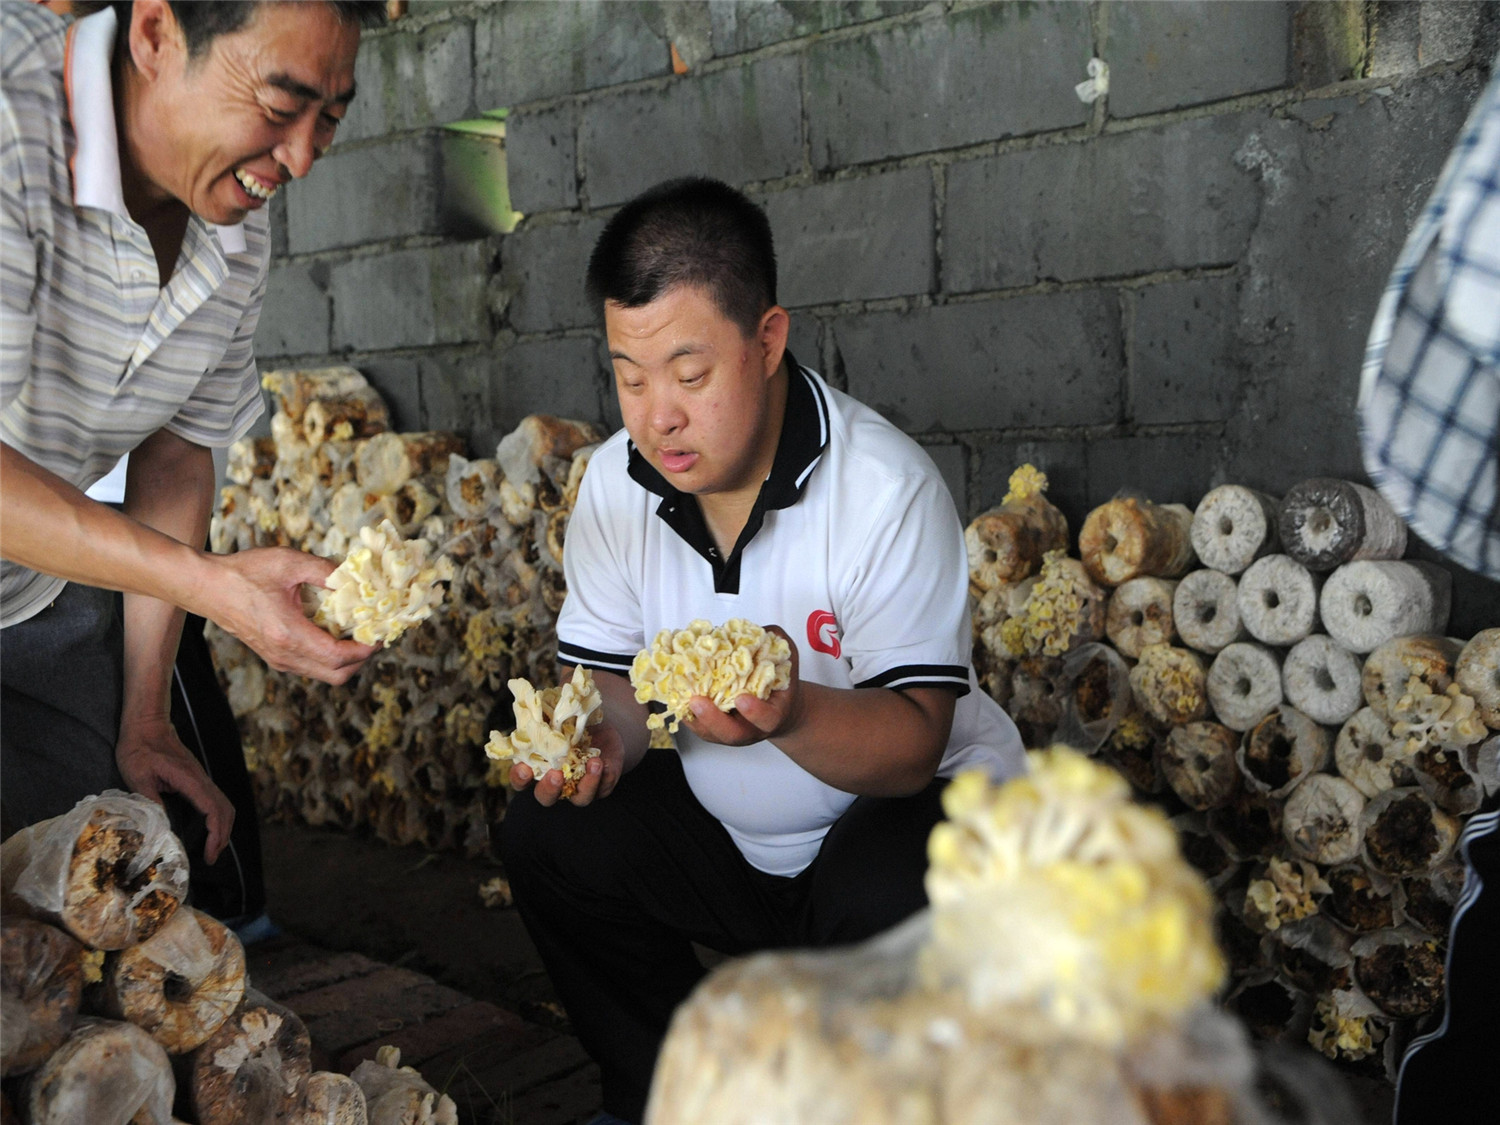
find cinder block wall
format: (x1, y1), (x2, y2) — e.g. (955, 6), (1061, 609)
(255, 0), (1499, 631)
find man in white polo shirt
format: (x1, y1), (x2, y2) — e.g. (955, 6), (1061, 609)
(0, 1), (383, 859)
(499, 177), (1026, 1125)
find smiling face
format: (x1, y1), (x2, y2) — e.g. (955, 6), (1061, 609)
(123, 0), (361, 225)
(607, 285), (790, 508)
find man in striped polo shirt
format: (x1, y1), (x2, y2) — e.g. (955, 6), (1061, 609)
(498, 178), (1027, 1125)
(0, 2), (384, 859)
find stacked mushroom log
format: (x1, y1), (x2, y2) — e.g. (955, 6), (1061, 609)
(966, 470), (1500, 1082)
(0, 792), (452, 1124)
(205, 366), (603, 854)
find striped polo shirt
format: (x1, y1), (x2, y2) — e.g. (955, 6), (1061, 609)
(0, 4), (269, 627)
(558, 360), (1026, 875)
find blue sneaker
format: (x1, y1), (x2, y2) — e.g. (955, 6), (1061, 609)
(230, 912), (283, 947)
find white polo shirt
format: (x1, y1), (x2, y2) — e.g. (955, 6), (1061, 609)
(0, 5), (269, 627)
(558, 359), (1026, 875)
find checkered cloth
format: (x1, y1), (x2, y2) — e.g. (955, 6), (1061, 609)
(1360, 63), (1500, 580)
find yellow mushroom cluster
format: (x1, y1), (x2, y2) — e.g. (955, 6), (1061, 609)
(1242, 857), (1330, 933)
(1002, 463), (1049, 505)
(922, 747), (1224, 1046)
(999, 549), (1106, 658)
(1390, 676), (1489, 755)
(484, 667), (604, 796)
(1308, 992), (1385, 1061)
(630, 619), (792, 734)
(305, 520), (455, 646)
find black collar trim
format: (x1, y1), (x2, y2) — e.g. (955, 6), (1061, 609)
(626, 352), (829, 594)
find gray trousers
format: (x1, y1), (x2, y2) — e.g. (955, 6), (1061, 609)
(0, 581), (126, 837)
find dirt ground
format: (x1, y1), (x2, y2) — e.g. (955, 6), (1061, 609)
(259, 818), (568, 1031)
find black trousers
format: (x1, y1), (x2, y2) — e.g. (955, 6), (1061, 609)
(1393, 805), (1500, 1125)
(1, 585), (263, 925)
(499, 748), (947, 1124)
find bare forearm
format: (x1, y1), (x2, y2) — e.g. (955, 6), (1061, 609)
(770, 685), (953, 796)
(118, 434), (216, 724)
(0, 442), (216, 615)
(592, 668), (653, 772)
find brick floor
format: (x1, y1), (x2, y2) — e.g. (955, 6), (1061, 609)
(254, 936), (599, 1125)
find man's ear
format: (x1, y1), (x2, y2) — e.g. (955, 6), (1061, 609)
(759, 305), (790, 378)
(127, 0), (185, 81)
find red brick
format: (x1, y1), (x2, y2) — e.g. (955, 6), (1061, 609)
(251, 946), (383, 1001)
(288, 967), (471, 1057)
(462, 1034), (593, 1094)
(333, 1000), (542, 1072)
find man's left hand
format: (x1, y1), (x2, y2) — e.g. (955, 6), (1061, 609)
(115, 715), (235, 863)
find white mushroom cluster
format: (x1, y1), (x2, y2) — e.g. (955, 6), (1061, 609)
(630, 619), (792, 733)
(484, 667), (604, 797)
(305, 520), (455, 646)
(964, 470), (1499, 1079)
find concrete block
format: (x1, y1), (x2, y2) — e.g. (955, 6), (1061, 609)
(1085, 430), (1228, 511)
(943, 113), (1261, 292)
(415, 349), (495, 438)
(269, 193), (288, 259)
(581, 56), (803, 207)
(972, 438), (1089, 526)
(1368, 1), (1422, 77)
(1222, 71), (1482, 489)
(1130, 276), (1245, 425)
(786, 316), (824, 375)
(1104, 1), (1291, 118)
(763, 169), (934, 307)
(494, 335), (610, 430)
(805, 4), (1092, 169)
(339, 18), (473, 145)
(286, 134), (444, 254)
(506, 104), (579, 214)
(330, 239), (492, 352)
(1291, 0), (1368, 88)
(1417, 1), (1484, 64)
(920, 441), (967, 512)
(474, 0), (669, 109)
(710, 1), (918, 55)
(834, 291), (1123, 433)
(353, 354), (424, 433)
(500, 217), (608, 334)
(254, 260), (330, 358)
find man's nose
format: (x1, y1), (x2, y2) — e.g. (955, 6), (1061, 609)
(273, 119), (319, 180)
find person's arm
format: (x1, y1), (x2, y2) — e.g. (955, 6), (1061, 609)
(114, 429), (235, 861)
(0, 440), (374, 681)
(682, 633), (956, 796)
(508, 667), (653, 807)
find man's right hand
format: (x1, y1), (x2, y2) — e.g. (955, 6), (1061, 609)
(509, 723), (626, 807)
(205, 547), (375, 684)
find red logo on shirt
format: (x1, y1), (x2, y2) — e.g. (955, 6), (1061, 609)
(807, 610), (841, 658)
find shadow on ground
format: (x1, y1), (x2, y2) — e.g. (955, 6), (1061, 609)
(259, 818), (599, 1125)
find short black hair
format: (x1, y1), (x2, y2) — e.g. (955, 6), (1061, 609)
(586, 177), (778, 338)
(98, 1), (386, 59)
